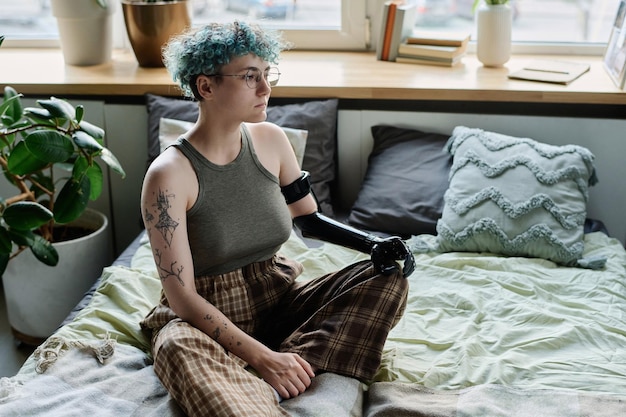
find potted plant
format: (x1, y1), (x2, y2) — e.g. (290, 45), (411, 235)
(473, 0), (512, 67)
(0, 81), (126, 345)
(121, 0), (192, 67)
(50, 0), (117, 66)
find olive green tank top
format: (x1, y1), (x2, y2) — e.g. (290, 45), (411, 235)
(172, 125), (292, 276)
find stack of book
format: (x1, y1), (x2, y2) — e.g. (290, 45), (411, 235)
(395, 32), (470, 67)
(377, 1), (418, 62)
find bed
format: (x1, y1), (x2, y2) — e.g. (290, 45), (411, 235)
(1, 96), (626, 417)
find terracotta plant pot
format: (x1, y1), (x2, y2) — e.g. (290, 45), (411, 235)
(122, 0), (192, 67)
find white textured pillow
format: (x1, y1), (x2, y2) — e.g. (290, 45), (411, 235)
(436, 126), (599, 267)
(158, 117), (308, 167)
(158, 117), (192, 154)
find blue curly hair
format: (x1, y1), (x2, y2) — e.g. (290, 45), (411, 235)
(163, 21), (290, 99)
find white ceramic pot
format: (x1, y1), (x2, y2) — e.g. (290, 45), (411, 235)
(476, 2), (512, 67)
(2, 209), (112, 345)
(51, 0), (117, 66)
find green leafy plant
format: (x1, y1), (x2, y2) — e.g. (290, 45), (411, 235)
(473, 0), (509, 11)
(0, 86), (126, 275)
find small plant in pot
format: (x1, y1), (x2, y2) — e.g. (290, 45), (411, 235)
(473, 0), (509, 10)
(0, 85), (126, 275)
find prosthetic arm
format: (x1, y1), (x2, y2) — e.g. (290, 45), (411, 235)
(283, 172), (415, 278)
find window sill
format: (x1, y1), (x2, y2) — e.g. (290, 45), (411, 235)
(1, 48), (624, 106)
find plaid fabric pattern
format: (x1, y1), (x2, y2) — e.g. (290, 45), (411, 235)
(262, 259), (409, 381)
(141, 254), (408, 416)
(152, 319), (288, 417)
(141, 255), (300, 334)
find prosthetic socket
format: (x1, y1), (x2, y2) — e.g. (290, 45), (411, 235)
(283, 172), (415, 278)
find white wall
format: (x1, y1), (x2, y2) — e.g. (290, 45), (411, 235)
(103, 104), (148, 253)
(338, 109), (626, 245)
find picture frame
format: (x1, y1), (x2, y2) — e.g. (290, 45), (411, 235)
(603, 0), (626, 89)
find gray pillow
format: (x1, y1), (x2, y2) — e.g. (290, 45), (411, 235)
(263, 100), (338, 216)
(436, 126), (598, 266)
(347, 125), (451, 236)
(146, 94), (198, 167)
(145, 95), (338, 215)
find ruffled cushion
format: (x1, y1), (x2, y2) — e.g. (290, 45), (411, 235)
(436, 126), (599, 267)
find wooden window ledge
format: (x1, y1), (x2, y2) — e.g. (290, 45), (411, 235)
(1, 48), (625, 106)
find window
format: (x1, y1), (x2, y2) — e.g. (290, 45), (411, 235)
(0, 0), (621, 54)
(405, 0), (621, 54)
(0, 0), (57, 45)
(192, 0), (366, 50)
(0, 0), (364, 50)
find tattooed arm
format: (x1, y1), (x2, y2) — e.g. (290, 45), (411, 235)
(141, 147), (314, 399)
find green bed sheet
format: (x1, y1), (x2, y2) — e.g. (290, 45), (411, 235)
(18, 231), (626, 398)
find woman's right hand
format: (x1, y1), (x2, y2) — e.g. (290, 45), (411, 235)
(254, 350), (315, 399)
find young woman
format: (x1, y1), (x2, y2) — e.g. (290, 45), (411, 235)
(140, 21), (414, 417)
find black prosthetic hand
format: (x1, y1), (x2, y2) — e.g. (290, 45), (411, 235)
(293, 212), (415, 277)
(371, 236), (416, 277)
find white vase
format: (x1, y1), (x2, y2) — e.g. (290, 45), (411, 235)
(51, 0), (117, 66)
(2, 209), (112, 345)
(476, 2), (512, 67)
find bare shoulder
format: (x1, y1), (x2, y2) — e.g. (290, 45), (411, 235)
(146, 147), (192, 181)
(142, 147), (197, 207)
(246, 121), (286, 139)
(246, 121), (292, 152)
(245, 122), (302, 186)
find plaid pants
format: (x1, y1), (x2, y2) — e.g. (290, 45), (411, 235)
(141, 254), (408, 417)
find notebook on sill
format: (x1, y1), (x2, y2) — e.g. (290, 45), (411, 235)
(508, 60), (591, 85)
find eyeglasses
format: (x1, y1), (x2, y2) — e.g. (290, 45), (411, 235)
(206, 67), (281, 89)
